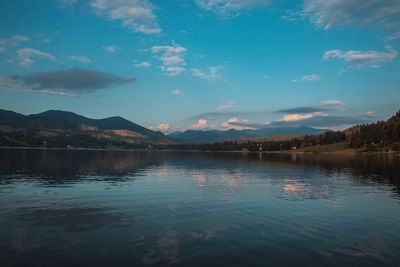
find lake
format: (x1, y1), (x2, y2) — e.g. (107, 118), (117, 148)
(0, 148), (400, 266)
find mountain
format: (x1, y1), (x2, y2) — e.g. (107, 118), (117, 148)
(34, 110), (164, 137)
(0, 109), (173, 147)
(169, 126), (327, 144)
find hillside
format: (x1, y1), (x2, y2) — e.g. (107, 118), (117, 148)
(0, 109), (174, 148)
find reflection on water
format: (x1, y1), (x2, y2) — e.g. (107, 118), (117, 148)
(0, 148), (400, 266)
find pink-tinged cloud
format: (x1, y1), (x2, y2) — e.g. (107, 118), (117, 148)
(147, 123), (170, 132)
(322, 100), (344, 105)
(279, 112), (327, 122)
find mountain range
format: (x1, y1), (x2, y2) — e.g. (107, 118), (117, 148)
(0, 108), (328, 147)
(168, 126), (327, 144)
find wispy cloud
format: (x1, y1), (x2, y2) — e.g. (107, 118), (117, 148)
(216, 100), (236, 111)
(171, 89), (182, 95)
(322, 100), (344, 105)
(301, 0), (400, 31)
(103, 45), (122, 53)
(276, 107), (328, 114)
(152, 42), (187, 77)
(17, 48), (56, 67)
(323, 46), (397, 68)
(0, 68), (135, 96)
(134, 61), (151, 68)
(292, 73), (320, 82)
(66, 55), (91, 63)
(0, 35), (29, 47)
(191, 66), (225, 81)
(90, 0), (161, 34)
(195, 0), (270, 16)
(263, 75), (269, 79)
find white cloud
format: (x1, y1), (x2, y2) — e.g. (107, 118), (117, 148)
(147, 123), (170, 132)
(279, 112), (327, 122)
(103, 45), (122, 53)
(216, 100), (235, 111)
(159, 66), (186, 77)
(189, 119), (216, 130)
(263, 75), (269, 79)
(170, 89), (182, 95)
(134, 61), (151, 68)
(152, 42), (187, 77)
(0, 35), (29, 47)
(301, 0), (400, 31)
(293, 73), (320, 82)
(195, 0), (270, 16)
(323, 46), (397, 67)
(67, 55), (91, 63)
(191, 66), (225, 80)
(17, 48), (56, 67)
(221, 117), (256, 130)
(322, 100), (344, 105)
(90, 0), (161, 34)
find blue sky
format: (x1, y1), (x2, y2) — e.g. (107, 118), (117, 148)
(0, 0), (399, 133)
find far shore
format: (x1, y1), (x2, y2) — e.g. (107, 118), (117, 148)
(1, 145), (399, 156)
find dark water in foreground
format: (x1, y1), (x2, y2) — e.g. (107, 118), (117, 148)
(0, 149), (400, 266)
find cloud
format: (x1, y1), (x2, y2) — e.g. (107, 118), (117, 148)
(1, 68), (135, 96)
(0, 48), (6, 53)
(170, 89), (182, 95)
(323, 46), (397, 68)
(59, 0), (77, 8)
(103, 45), (122, 53)
(360, 111), (376, 118)
(90, 0), (161, 34)
(221, 117), (257, 130)
(216, 100), (236, 111)
(279, 112), (327, 122)
(189, 119), (217, 130)
(301, 0), (400, 31)
(191, 66), (225, 80)
(263, 75), (269, 79)
(386, 31), (400, 41)
(16, 48), (56, 67)
(0, 35), (29, 47)
(195, 0), (270, 16)
(322, 100), (344, 105)
(276, 107), (328, 114)
(42, 39), (51, 43)
(66, 55), (91, 63)
(293, 73), (320, 82)
(272, 115), (366, 128)
(148, 123), (170, 132)
(152, 42), (187, 77)
(134, 61), (151, 68)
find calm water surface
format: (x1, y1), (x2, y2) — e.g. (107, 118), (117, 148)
(0, 149), (400, 266)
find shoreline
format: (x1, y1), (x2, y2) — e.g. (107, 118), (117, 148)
(1, 146), (399, 155)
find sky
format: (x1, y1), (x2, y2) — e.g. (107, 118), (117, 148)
(0, 0), (399, 133)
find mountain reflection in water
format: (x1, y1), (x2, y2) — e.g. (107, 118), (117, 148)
(0, 149), (399, 266)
